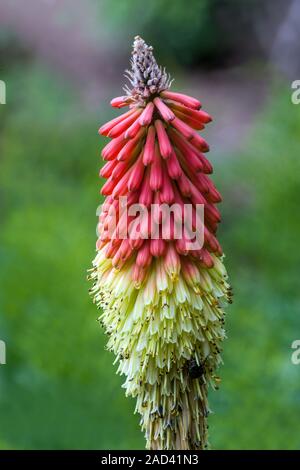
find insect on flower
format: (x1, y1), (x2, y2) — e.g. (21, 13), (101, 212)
(188, 357), (208, 380)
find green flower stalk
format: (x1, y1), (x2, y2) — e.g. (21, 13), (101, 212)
(89, 36), (231, 450)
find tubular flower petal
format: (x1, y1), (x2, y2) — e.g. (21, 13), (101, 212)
(89, 36), (231, 451)
(108, 109), (142, 138)
(153, 97), (175, 122)
(99, 159), (118, 179)
(171, 116), (195, 140)
(127, 154), (145, 192)
(149, 142), (163, 191)
(143, 125), (156, 165)
(155, 120), (172, 159)
(124, 117), (142, 139)
(101, 133), (128, 161)
(160, 90), (202, 110)
(167, 100), (212, 123)
(110, 95), (132, 108)
(139, 102), (155, 126)
(99, 108), (136, 136)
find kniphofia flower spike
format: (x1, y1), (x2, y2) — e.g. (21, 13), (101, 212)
(89, 36), (231, 450)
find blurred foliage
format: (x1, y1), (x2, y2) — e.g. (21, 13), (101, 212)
(0, 64), (143, 449)
(210, 88), (300, 448)
(105, 0), (218, 66)
(102, 0), (262, 67)
(0, 46), (300, 450)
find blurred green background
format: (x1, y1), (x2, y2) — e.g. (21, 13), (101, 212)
(0, 0), (300, 449)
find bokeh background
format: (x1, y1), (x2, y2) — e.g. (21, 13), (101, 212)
(0, 0), (300, 450)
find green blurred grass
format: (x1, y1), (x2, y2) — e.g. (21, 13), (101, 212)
(210, 88), (300, 449)
(0, 64), (300, 449)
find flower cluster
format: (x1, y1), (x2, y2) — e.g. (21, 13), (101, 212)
(89, 36), (231, 450)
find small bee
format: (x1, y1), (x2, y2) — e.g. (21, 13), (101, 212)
(188, 357), (208, 380)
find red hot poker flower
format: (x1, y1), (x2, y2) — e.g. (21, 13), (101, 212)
(89, 36), (231, 450)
